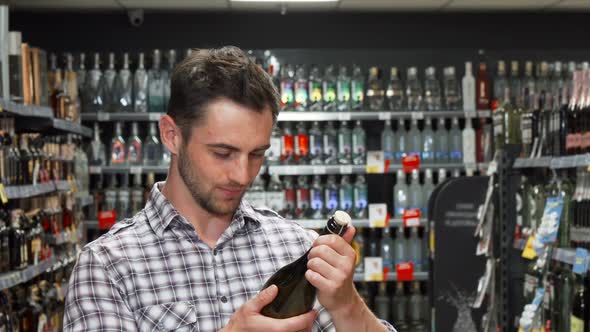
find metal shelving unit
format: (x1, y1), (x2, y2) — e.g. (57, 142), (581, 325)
(513, 238), (585, 269)
(513, 154), (590, 169)
(352, 271), (429, 282)
(0, 98), (53, 118)
(5, 182), (60, 199)
(0, 255), (78, 291)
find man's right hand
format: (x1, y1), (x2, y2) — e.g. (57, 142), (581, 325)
(221, 285), (317, 332)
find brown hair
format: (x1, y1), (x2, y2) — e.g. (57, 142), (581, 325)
(167, 46), (280, 141)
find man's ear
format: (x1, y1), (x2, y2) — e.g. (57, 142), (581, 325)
(159, 115), (182, 155)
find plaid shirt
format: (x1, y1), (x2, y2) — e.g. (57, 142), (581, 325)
(64, 182), (396, 332)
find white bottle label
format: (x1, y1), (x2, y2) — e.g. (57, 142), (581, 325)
(266, 191), (284, 212)
(244, 191), (267, 208)
(266, 137), (281, 159)
(462, 76), (476, 111)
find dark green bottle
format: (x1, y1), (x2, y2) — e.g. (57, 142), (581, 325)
(261, 210), (351, 319)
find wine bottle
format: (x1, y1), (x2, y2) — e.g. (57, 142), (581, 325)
(261, 210), (351, 319)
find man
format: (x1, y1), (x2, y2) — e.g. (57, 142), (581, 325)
(64, 47), (396, 332)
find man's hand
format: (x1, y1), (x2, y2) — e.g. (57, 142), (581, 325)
(305, 226), (358, 315)
(221, 284), (317, 332)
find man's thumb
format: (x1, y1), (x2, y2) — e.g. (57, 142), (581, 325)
(247, 285), (278, 313)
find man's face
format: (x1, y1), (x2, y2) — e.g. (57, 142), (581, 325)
(177, 98), (273, 217)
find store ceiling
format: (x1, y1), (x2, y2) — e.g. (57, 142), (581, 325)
(7, 0), (590, 11)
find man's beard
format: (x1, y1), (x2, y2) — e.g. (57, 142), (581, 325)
(177, 143), (244, 216)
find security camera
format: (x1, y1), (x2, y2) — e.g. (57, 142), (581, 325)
(127, 9), (144, 27)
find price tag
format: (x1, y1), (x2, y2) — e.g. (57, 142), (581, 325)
(521, 235), (537, 260)
(364, 257), (383, 281)
(312, 166), (326, 175)
(149, 113), (162, 121)
(402, 155), (420, 173)
(573, 248), (590, 275)
(378, 112), (391, 121)
(369, 203), (387, 228)
(0, 184), (8, 204)
(464, 111), (477, 118)
(403, 209), (421, 227)
(410, 112), (424, 120)
(339, 165), (353, 174)
(366, 151), (385, 173)
(337, 113), (351, 121)
(98, 210), (117, 230)
(89, 166), (101, 174)
(130, 166), (143, 174)
(396, 262), (415, 281)
(97, 113), (110, 121)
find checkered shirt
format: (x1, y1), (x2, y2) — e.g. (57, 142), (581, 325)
(64, 182), (396, 332)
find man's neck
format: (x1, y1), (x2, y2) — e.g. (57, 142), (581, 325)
(160, 163), (233, 249)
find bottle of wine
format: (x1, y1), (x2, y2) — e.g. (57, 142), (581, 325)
(261, 210), (351, 319)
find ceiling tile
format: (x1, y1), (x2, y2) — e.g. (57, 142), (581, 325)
(120, 0), (228, 9)
(339, 0), (448, 10)
(446, 0), (557, 10)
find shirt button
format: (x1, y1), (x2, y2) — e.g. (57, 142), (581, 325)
(220, 296), (228, 303)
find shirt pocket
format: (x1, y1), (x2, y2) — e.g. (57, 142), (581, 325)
(135, 301), (198, 332)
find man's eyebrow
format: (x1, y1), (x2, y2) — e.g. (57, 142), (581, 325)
(206, 143), (271, 151)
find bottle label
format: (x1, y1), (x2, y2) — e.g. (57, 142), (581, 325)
(337, 81), (351, 102)
(323, 135), (337, 156)
(294, 80), (308, 107)
(523, 273), (538, 298)
(463, 137), (476, 164)
(435, 151), (449, 161)
(338, 133), (352, 155)
(351, 80), (364, 103)
(310, 82), (323, 103)
(282, 134), (294, 158)
(354, 186), (368, 210)
(450, 150), (463, 161)
(339, 187), (353, 211)
(352, 134), (366, 157)
(325, 189), (339, 210)
(323, 83), (337, 103)
(111, 141), (126, 164)
(128, 141), (142, 163)
(266, 137), (282, 160)
(296, 188), (310, 210)
(244, 191), (266, 208)
(280, 81), (294, 106)
(310, 135), (323, 157)
(310, 188), (323, 211)
(284, 188), (296, 209)
(521, 116), (533, 145)
(571, 316), (584, 332)
(493, 113), (504, 136)
(266, 191), (284, 212)
(295, 134), (309, 159)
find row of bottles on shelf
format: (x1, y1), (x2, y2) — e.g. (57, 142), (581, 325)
(0, 256), (75, 331)
(88, 121), (170, 167)
(267, 118), (490, 166)
(357, 281), (428, 332)
(91, 173), (154, 221)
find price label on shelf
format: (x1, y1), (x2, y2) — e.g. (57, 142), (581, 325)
(410, 112), (424, 120)
(89, 166), (102, 174)
(378, 112), (391, 121)
(402, 155), (420, 173)
(97, 113), (110, 121)
(149, 113), (163, 121)
(403, 209), (421, 227)
(0, 184), (8, 204)
(396, 262), (415, 281)
(369, 203), (388, 228)
(130, 166), (143, 174)
(337, 113), (352, 121)
(98, 210), (117, 230)
(364, 257), (383, 281)
(339, 165), (353, 174)
(312, 166), (326, 175)
(464, 111), (477, 118)
(366, 151), (385, 173)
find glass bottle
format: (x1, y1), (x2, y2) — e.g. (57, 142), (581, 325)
(366, 66), (384, 111)
(323, 121), (338, 165)
(386, 67), (404, 111)
(114, 52), (133, 112)
(444, 66), (461, 111)
(323, 65), (337, 112)
(126, 122), (142, 165)
(309, 121), (324, 165)
(294, 65), (308, 112)
(351, 65), (364, 111)
(86, 53), (103, 112)
(148, 49), (166, 113)
(110, 122), (126, 165)
(308, 65), (323, 112)
(133, 52), (148, 112)
(143, 122), (161, 166)
(394, 170), (408, 217)
(336, 65), (351, 112)
(280, 64), (295, 111)
(406, 67), (423, 112)
(339, 175), (354, 215)
(421, 118), (434, 164)
(102, 52), (117, 112)
(353, 175), (368, 219)
(424, 66), (441, 112)
(434, 118), (449, 164)
(476, 62), (491, 110)
(381, 120), (395, 162)
(352, 120), (366, 165)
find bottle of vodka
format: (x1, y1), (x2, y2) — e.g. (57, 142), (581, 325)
(409, 281), (427, 331)
(408, 169), (423, 212)
(148, 49), (166, 113)
(395, 119), (407, 161)
(381, 226), (395, 276)
(353, 175), (368, 219)
(424, 66), (441, 111)
(381, 120), (395, 162)
(351, 65), (364, 111)
(493, 60), (509, 110)
(77, 53), (87, 109)
(89, 122), (106, 166)
(394, 227), (407, 266)
(522, 60), (536, 110)
(438, 168), (448, 184)
(433, 118), (449, 164)
(449, 117), (463, 163)
(280, 64), (295, 111)
(282, 176), (296, 219)
(409, 228), (422, 271)
(406, 118), (422, 157)
(366, 66), (385, 111)
(462, 119), (476, 167)
(295, 175), (310, 218)
(462, 61), (476, 112)
(339, 175), (354, 215)
(422, 169), (435, 215)
(104, 174), (118, 213)
(163, 49), (176, 108)
(294, 65), (308, 112)
(310, 175), (324, 219)
(324, 175), (339, 216)
(131, 173), (144, 216)
(267, 174), (284, 213)
(386, 67), (404, 111)
(111, 122), (126, 165)
(509, 61), (522, 106)
(295, 122), (309, 165)
(143, 122), (161, 166)
(323, 121), (338, 165)
(309, 121), (323, 165)
(244, 174), (267, 208)
(114, 53), (133, 112)
(133, 53), (148, 112)
(406, 67), (423, 112)
(308, 65), (323, 112)
(126, 122), (142, 165)
(337, 121), (352, 165)
(281, 122), (295, 165)
(393, 170), (408, 217)
(444, 66), (461, 111)
(336, 65), (351, 112)
(421, 117), (434, 164)
(323, 65), (337, 112)
(102, 52), (117, 112)
(266, 125), (282, 166)
(352, 120), (366, 165)
(118, 174), (131, 219)
(86, 53), (104, 112)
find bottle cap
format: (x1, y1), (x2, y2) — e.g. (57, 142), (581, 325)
(333, 210), (351, 226)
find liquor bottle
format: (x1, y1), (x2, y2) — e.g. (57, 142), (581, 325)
(409, 281), (427, 332)
(110, 122), (126, 165)
(476, 62), (491, 111)
(131, 173), (144, 216)
(339, 175), (353, 215)
(551, 61), (566, 156)
(295, 175), (310, 219)
(381, 227), (394, 275)
(76, 53), (87, 112)
(434, 118), (449, 164)
(382, 120), (395, 162)
(462, 119), (476, 167)
(281, 122), (295, 165)
(323, 121), (338, 165)
(366, 66), (384, 111)
(352, 227), (365, 273)
(260, 211), (351, 319)
(266, 125), (282, 166)
(323, 65), (337, 112)
(449, 117), (463, 163)
(394, 170), (409, 217)
(308, 121), (323, 165)
(294, 65), (308, 112)
(406, 67), (423, 112)
(64, 53), (80, 121)
(133, 52), (148, 112)
(559, 265), (574, 332)
(114, 52), (133, 112)
(308, 65), (323, 112)
(408, 169), (423, 213)
(422, 169), (435, 215)
(353, 175), (368, 219)
(493, 61), (509, 111)
(395, 119), (407, 161)
(351, 65), (364, 111)
(462, 61), (476, 112)
(337, 121), (352, 165)
(8, 32), (23, 103)
(570, 275), (586, 332)
(336, 65), (351, 112)
(558, 174), (573, 248)
(522, 61), (536, 111)
(89, 122), (106, 166)
(143, 122), (161, 166)
(409, 227), (422, 271)
(148, 49), (166, 113)
(537, 62), (552, 155)
(352, 120), (366, 165)
(310, 175), (324, 219)
(244, 174), (266, 208)
(18, 135), (31, 185)
(421, 117), (434, 164)
(118, 174), (131, 219)
(267, 174), (284, 213)
(505, 92), (522, 146)
(367, 227), (380, 257)
(102, 52), (117, 112)
(126, 122), (142, 165)
(163, 49), (176, 108)
(283, 176), (296, 219)
(386, 67), (404, 111)
(85, 53), (103, 113)
(324, 175), (339, 217)
(295, 122), (309, 164)
(392, 282), (410, 331)
(424, 66), (441, 112)
(104, 174), (118, 214)
(443, 66), (461, 111)
(406, 118), (422, 157)
(374, 282), (391, 322)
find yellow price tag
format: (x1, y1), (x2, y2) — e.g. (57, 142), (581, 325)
(521, 236), (537, 260)
(366, 165), (381, 174)
(0, 183), (8, 204)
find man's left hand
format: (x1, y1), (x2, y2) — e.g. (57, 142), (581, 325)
(305, 226), (358, 314)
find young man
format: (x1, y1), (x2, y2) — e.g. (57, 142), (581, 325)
(64, 47), (396, 332)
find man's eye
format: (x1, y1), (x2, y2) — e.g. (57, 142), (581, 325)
(214, 152), (231, 159)
(251, 152), (265, 159)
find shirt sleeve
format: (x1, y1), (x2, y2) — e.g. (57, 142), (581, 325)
(63, 248), (138, 331)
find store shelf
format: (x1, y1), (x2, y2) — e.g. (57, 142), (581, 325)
(268, 164), (365, 175)
(5, 182), (57, 199)
(81, 110), (492, 123)
(46, 232), (74, 246)
(0, 98), (53, 118)
(0, 258), (54, 291)
(55, 180), (71, 191)
(296, 218), (426, 229)
(513, 154), (590, 169)
(513, 238), (583, 269)
(352, 271), (429, 282)
(76, 195), (94, 207)
(52, 118), (93, 137)
(88, 165), (169, 174)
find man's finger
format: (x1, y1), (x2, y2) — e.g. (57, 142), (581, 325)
(247, 284), (278, 313)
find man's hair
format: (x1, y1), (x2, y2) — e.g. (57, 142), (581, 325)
(167, 46), (280, 141)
